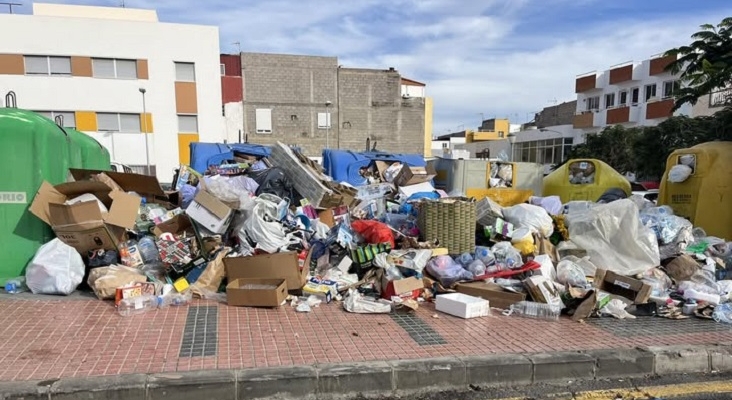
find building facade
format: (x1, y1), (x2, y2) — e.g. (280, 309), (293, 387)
(0, 3), (223, 182)
(572, 54), (697, 134)
(220, 52), (431, 157)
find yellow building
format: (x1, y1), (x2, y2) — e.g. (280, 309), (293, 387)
(468, 118), (510, 142)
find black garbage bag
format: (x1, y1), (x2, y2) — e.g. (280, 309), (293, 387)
(597, 187), (628, 204)
(247, 167), (302, 204)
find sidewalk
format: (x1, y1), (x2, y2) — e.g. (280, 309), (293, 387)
(2, 293), (732, 398)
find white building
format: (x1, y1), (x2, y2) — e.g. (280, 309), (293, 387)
(0, 3), (223, 182)
(572, 54), (696, 133)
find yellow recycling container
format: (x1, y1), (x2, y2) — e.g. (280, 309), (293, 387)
(543, 159), (631, 203)
(658, 141), (732, 240)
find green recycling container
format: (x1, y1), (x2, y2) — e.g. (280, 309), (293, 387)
(0, 108), (76, 284)
(65, 127), (111, 171)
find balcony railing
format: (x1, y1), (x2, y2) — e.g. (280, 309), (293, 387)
(709, 88), (732, 108)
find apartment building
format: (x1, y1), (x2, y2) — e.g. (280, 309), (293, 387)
(0, 3), (223, 181)
(572, 54), (696, 133)
(220, 52), (432, 157)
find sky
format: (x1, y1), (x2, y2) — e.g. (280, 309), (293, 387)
(14, 0), (732, 135)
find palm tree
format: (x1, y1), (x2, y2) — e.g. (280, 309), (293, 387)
(665, 17), (732, 111)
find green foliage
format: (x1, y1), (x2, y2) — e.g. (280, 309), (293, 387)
(666, 17), (732, 111)
(563, 108), (732, 180)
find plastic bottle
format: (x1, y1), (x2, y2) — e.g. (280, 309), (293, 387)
(474, 246), (495, 266)
(4, 277), (27, 294)
(157, 291), (192, 308)
(467, 259), (486, 276)
(118, 295), (158, 316)
(457, 252), (474, 267)
(713, 303), (732, 324)
(682, 288), (721, 306)
(507, 301), (560, 321)
(138, 236), (161, 265)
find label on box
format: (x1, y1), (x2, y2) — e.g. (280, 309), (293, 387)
(613, 280), (631, 290)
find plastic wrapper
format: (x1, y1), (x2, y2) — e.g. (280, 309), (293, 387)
(26, 239), (85, 295)
(668, 164), (693, 183)
(599, 299), (635, 319)
(343, 289), (391, 314)
(713, 303), (732, 324)
(65, 194), (108, 214)
(597, 187), (628, 203)
(474, 246), (496, 266)
(425, 255), (474, 287)
(565, 199), (660, 276)
(87, 264), (147, 300)
(247, 167), (298, 202)
(490, 242), (523, 270)
(556, 259), (588, 287)
(181, 184), (199, 209)
(387, 249), (432, 274)
(640, 206), (693, 245)
(383, 163), (404, 183)
(529, 196), (563, 216)
(497, 164), (513, 183)
(502, 203), (554, 237)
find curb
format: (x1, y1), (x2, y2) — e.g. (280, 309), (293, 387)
(2, 344), (732, 400)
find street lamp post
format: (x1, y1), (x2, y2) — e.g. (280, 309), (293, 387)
(139, 88), (151, 175)
(325, 100), (332, 149)
(507, 133), (517, 162)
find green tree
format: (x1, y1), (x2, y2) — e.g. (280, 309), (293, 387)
(562, 125), (640, 174)
(666, 17), (732, 111)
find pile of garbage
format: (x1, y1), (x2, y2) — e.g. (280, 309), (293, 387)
(6, 141), (731, 324)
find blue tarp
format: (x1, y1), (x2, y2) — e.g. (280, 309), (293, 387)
(322, 149), (427, 187)
(189, 142), (271, 173)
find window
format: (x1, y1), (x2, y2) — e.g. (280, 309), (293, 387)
(97, 113), (141, 132)
(36, 111), (76, 128)
(586, 96), (600, 111)
(663, 80), (680, 99)
(317, 112), (331, 129)
(645, 84), (657, 101)
(255, 108), (272, 133)
(220, 64), (226, 76)
(631, 87), (640, 104)
(175, 62), (196, 82)
(92, 58), (138, 79)
(24, 56), (71, 76)
(605, 93), (615, 109)
(619, 90), (628, 106)
(178, 115), (198, 133)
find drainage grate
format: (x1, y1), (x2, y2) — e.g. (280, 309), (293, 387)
(391, 313), (447, 346)
(587, 316), (732, 337)
(179, 305), (218, 357)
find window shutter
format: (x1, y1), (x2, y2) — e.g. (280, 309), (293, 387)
(255, 109), (272, 133)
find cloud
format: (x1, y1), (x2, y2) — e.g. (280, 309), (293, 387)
(23, 0), (732, 135)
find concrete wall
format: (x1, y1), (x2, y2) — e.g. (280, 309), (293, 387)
(536, 101), (576, 128)
(238, 53), (426, 157)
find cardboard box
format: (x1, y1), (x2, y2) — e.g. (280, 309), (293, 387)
(185, 190), (234, 234)
(29, 181), (140, 254)
(393, 164), (437, 187)
(455, 281), (526, 310)
(435, 293), (490, 319)
(226, 278), (287, 307)
(594, 269), (652, 304)
(153, 214), (192, 236)
(381, 276), (424, 300)
(69, 168), (170, 205)
(224, 251), (309, 291)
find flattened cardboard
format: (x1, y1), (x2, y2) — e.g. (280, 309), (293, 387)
(105, 191), (143, 229)
(455, 281), (526, 310)
(226, 278), (287, 307)
(70, 168), (166, 197)
(224, 252), (309, 291)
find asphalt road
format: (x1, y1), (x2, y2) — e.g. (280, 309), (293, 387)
(356, 372), (732, 400)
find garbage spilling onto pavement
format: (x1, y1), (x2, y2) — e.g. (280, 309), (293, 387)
(5, 141), (732, 327)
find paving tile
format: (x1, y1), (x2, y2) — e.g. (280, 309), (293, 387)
(1, 296), (732, 382)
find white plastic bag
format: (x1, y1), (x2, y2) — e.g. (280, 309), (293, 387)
(565, 199), (660, 276)
(26, 239), (85, 295)
(668, 164), (692, 183)
(243, 196), (297, 253)
(502, 203), (554, 237)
